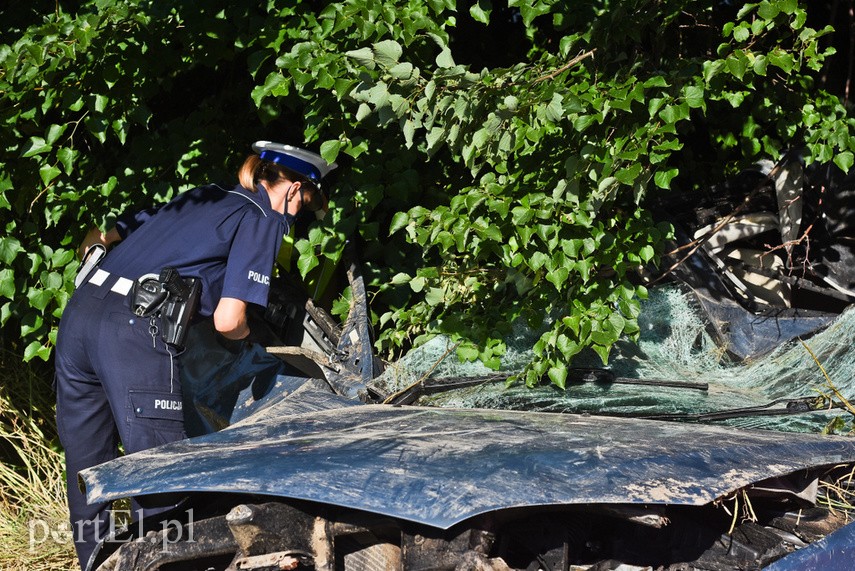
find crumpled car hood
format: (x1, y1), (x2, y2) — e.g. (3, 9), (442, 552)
(80, 397), (855, 530)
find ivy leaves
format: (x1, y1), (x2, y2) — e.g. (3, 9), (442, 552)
(1, 3), (269, 360)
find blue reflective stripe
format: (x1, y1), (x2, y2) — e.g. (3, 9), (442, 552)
(259, 150), (321, 181)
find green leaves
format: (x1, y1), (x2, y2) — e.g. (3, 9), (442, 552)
(435, 47), (455, 68)
(2, 0), (852, 378)
(834, 151), (854, 173)
(0, 238), (24, 265)
(0, 2), (278, 359)
(654, 168), (679, 189)
(353, 0), (855, 385)
(345, 40), (405, 70)
(767, 48), (795, 72)
(0, 269), (15, 299)
(21, 137), (51, 157)
(373, 40), (403, 67)
(682, 85), (705, 109)
(320, 139), (343, 164)
(469, 0), (492, 25)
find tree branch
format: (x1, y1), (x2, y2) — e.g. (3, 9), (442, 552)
(534, 49), (596, 83)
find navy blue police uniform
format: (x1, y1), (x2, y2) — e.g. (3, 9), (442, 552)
(55, 179), (294, 568)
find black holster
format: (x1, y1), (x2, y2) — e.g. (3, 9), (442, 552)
(131, 268), (201, 350)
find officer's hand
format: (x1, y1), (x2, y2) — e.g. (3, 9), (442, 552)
(78, 226), (121, 258)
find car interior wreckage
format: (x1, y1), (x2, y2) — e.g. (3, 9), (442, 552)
(80, 153), (855, 570)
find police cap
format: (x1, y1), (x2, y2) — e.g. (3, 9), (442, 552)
(252, 141), (337, 183)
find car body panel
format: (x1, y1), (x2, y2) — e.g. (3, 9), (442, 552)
(80, 399), (855, 530)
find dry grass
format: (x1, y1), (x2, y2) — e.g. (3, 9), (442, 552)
(818, 464), (855, 517)
(0, 351), (76, 571)
(715, 489), (758, 535)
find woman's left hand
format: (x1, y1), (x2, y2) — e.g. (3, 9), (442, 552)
(78, 226), (120, 258)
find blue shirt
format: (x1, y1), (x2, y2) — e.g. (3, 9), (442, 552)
(102, 183), (289, 316)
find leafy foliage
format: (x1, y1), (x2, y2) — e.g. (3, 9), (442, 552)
(1, 1), (853, 388)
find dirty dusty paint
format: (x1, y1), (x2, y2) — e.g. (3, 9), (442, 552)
(80, 405), (855, 530)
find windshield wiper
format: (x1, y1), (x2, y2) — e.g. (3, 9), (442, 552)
(640, 396), (840, 422)
(384, 368), (709, 405)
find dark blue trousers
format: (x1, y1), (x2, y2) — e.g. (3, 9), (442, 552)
(55, 276), (186, 569)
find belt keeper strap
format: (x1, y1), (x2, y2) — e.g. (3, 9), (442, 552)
(111, 277), (133, 296)
(89, 268), (110, 286)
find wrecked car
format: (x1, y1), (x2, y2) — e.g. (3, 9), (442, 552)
(80, 153), (855, 570)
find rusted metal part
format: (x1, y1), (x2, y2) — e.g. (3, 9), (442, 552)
(451, 551), (514, 571)
(94, 502), (335, 571)
(95, 513), (237, 571)
(402, 529), (472, 570)
(80, 405), (855, 531)
(230, 551), (303, 570)
(398, 526), (510, 571)
(89, 495), (855, 570)
(225, 502), (332, 570)
(340, 542), (402, 571)
(226, 503), (311, 555)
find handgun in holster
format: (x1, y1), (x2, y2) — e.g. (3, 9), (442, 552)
(158, 267), (201, 350)
(131, 267), (201, 350)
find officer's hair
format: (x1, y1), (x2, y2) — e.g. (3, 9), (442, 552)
(238, 154), (326, 211)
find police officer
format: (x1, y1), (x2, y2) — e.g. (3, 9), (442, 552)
(54, 141), (336, 569)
